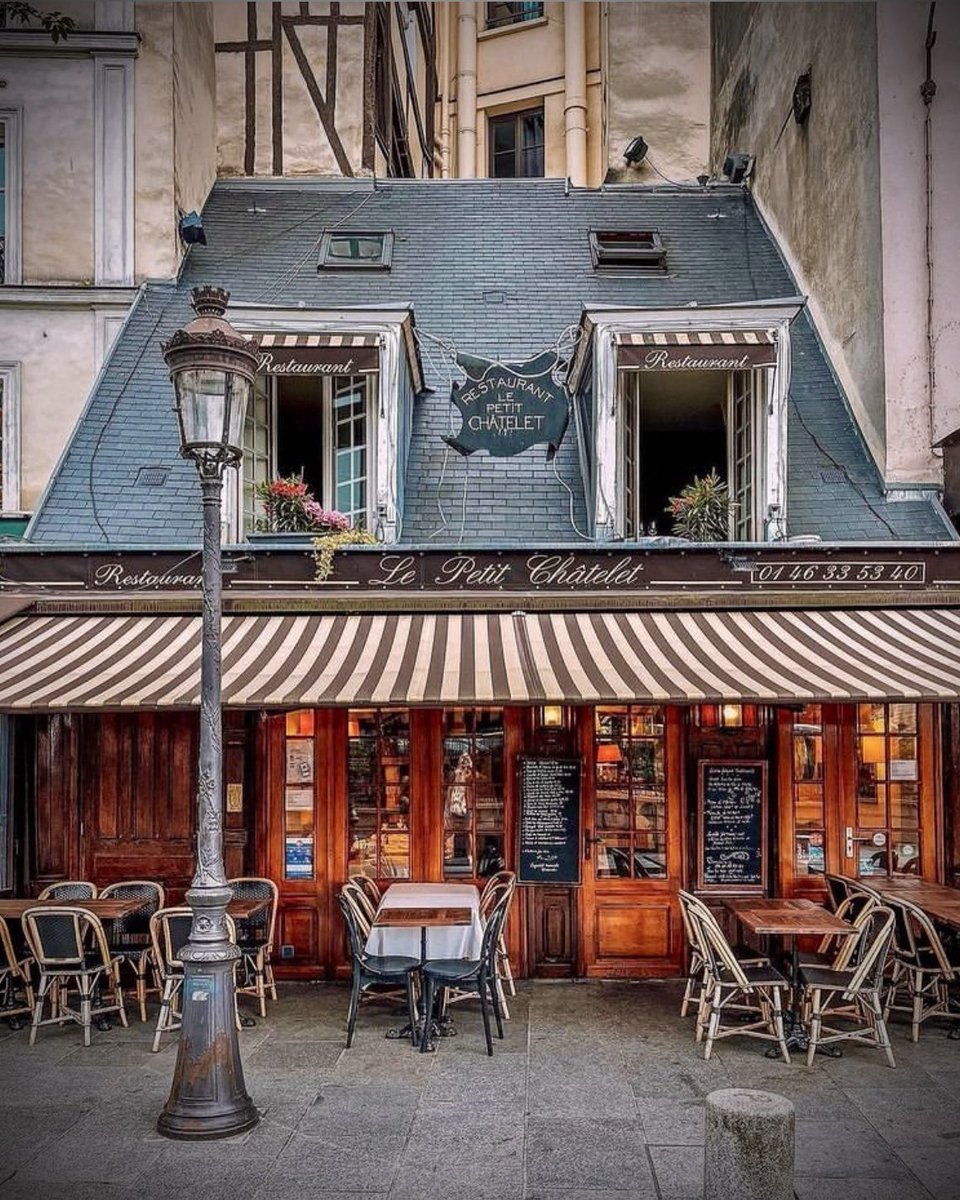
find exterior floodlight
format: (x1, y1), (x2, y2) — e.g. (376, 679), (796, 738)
(623, 137), (649, 165)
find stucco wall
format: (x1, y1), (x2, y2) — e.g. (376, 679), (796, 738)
(604, 2), (710, 184)
(711, 2), (887, 471)
(173, 4), (216, 217)
(3, 55), (96, 283)
(134, 3), (176, 280)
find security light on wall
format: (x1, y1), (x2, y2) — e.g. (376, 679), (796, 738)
(178, 210), (207, 246)
(722, 153), (755, 184)
(623, 137), (649, 166)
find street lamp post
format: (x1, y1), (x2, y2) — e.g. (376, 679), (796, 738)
(157, 286), (261, 1140)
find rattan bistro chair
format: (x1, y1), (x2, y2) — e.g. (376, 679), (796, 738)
(21, 907), (127, 1047)
(420, 886), (512, 1057)
(37, 881), (98, 902)
(800, 905), (897, 1067)
(678, 890), (769, 1026)
(351, 872), (382, 910)
(481, 870), (517, 1006)
(229, 877), (279, 1018)
(99, 881), (165, 1022)
(341, 878), (376, 936)
(0, 915), (35, 1029)
(883, 894), (960, 1041)
(337, 892), (419, 1049)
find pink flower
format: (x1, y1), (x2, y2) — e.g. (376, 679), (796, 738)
(303, 501), (350, 531)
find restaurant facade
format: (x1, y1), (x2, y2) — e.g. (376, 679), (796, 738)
(0, 177), (958, 983)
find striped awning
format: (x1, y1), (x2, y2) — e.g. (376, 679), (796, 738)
(0, 608), (958, 710)
(257, 333), (380, 349)
(616, 328), (777, 369)
(255, 331), (380, 374)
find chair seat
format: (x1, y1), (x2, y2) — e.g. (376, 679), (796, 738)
(364, 954), (420, 977)
(720, 963), (789, 988)
(800, 964), (858, 991)
(733, 946), (769, 965)
(422, 958), (482, 983)
(108, 943), (151, 960)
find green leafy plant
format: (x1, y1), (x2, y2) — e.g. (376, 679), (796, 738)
(1, 2), (77, 41)
(312, 528), (377, 581)
(253, 475), (352, 534)
(665, 470), (735, 542)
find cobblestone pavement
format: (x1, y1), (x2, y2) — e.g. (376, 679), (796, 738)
(1, 980), (959, 1200)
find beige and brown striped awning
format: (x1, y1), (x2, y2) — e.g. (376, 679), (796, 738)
(617, 328), (777, 369)
(0, 607), (957, 710)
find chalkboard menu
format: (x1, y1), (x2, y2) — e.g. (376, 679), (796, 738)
(697, 760), (767, 893)
(518, 757), (582, 885)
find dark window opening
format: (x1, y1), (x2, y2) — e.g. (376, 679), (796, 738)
(489, 106), (544, 178)
(486, 2), (544, 29)
(318, 231), (393, 270)
(591, 230), (667, 273)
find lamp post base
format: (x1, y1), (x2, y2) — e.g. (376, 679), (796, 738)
(157, 953), (259, 1141)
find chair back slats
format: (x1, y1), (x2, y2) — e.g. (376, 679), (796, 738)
(37, 881), (98, 902)
(99, 881), (164, 942)
(886, 894), (955, 975)
(846, 905), (896, 994)
(480, 871), (516, 916)
(342, 879), (376, 930)
(479, 887), (512, 969)
(350, 872), (382, 910)
(23, 906), (112, 972)
(338, 891), (370, 964)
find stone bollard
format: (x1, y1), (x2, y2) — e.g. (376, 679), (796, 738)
(703, 1088), (795, 1200)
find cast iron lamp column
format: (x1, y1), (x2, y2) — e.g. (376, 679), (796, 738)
(157, 286), (261, 1140)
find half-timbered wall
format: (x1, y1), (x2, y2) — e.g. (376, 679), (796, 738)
(215, 2), (437, 178)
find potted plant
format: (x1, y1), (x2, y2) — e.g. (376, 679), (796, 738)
(665, 469), (736, 542)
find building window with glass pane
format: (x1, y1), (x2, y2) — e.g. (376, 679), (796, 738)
(284, 710), (316, 880)
(793, 705), (825, 876)
(595, 707), (667, 879)
(489, 107), (545, 178)
(486, 2), (543, 29)
(241, 371), (376, 535)
(855, 703), (920, 877)
(348, 709), (411, 881)
(442, 708), (504, 880)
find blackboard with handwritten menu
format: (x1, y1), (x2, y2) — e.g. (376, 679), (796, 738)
(697, 760), (767, 892)
(518, 757), (582, 885)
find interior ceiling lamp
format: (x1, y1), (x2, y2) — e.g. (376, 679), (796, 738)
(540, 705), (566, 729)
(722, 152), (755, 184)
(792, 70), (812, 125)
(623, 136), (649, 166)
(596, 742), (623, 764)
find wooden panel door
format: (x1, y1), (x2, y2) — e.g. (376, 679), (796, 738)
(579, 705), (685, 978)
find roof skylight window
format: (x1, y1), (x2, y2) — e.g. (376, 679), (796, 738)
(590, 230), (666, 274)
(318, 231), (393, 270)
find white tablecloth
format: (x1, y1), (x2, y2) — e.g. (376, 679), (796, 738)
(364, 882), (483, 961)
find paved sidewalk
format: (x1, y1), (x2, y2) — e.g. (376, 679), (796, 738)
(1, 980), (959, 1200)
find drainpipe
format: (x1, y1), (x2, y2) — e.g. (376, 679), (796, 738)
(456, 2), (478, 178)
(439, 2), (453, 177)
(564, 1), (588, 187)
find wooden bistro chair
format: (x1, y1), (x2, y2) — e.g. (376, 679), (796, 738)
(480, 870), (517, 1005)
(420, 886), (512, 1057)
(677, 890), (769, 1026)
(37, 881), (98, 902)
(800, 904), (897, 1068)
(229, 877), (279, 1018)
(99, 880), (165, 1022)
(21, 906), (127, 1047)
(337, 892), (419, 1049)
(883, 893), (960, 1041)
(691, 900), (791, 1064)
(0, 915), (35, 1030)
(149, 907), (241, 1052)
(351, 872), (382, 911)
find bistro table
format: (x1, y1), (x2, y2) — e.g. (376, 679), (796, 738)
(870, 878), (960, 930)
(369, 882), (481, 1049)
(724, 897), (855, 1055)
(0, 897), (145, 921)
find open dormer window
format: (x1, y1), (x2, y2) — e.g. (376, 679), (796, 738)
(318, 231), (393, 270)
(591, 230), (666, 273)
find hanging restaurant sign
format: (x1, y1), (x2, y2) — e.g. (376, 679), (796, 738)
(444, 351), (569, 458)
(618, 330), (777, 370)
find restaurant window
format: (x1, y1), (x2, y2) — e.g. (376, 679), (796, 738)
(242, 372), (376, 534)
(855, 703), (920, 877)
(486, 2), (543, 29)
(595, 706), (666, 879)
(348, 709), (411, 881)
(793, 705), (826, 876)
(442, 708), (504, 880)
(284, 710), (316, 881)
(489, 106), (545, 178)
(619, 367), (765, 539)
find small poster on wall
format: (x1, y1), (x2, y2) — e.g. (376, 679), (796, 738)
(285, 836), (314, 879)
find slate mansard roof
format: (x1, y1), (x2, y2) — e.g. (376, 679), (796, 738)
(28, 177), (952, 546)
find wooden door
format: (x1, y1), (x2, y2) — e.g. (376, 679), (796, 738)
(837, 702), (941, 883)
(579, 705), (685, 978)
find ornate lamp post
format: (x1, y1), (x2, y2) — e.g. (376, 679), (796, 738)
(157, 286), (261, 1140)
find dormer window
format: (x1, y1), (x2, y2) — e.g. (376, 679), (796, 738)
(319, 231), (393, 271)
(590, 230), (666, 274)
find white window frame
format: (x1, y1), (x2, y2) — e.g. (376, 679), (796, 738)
(0, 362), (21, 513)
(0, 109), (23, 286)
(574, 301), (802, 543)
(223, 306), (421, 544)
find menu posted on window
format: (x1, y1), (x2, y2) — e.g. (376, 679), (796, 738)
(697, 760), (767, 893)
(518, 757), (582, 885)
